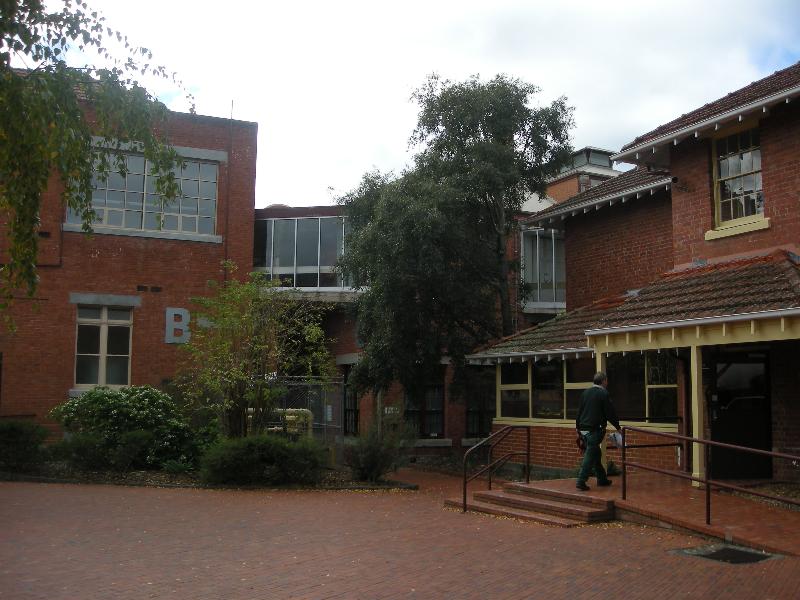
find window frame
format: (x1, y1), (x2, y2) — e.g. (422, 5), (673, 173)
(710, 122), (765, 231)
(497, 361), (532, 420)
(74, 305), (133, 389)
(404, 383), (445, 438)
(255, 216), (349, 290)
(521, 228), (566, 308)
(66, 153), (219, 237)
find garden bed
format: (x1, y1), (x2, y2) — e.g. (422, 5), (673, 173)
(0, 462), (417, 491)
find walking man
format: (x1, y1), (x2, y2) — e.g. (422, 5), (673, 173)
(576, 371), (621, 491)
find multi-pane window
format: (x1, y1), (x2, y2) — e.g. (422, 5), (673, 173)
(66, 154), (218, 235)
(522, 229), (566, 305)
(497, 357), (595, 421)
(75, 306), (132, 387)
(253, 217), (347, 288)
(405, 384), (444, 438)
(607, 351), (678, 423)
(498, 362), (530, 419)
(714, 128), (763, 224)
(465, 368), (496, 438)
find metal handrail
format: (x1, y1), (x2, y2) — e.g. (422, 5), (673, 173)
(620, 425), (800, 525)
(462, 425), (531, 512)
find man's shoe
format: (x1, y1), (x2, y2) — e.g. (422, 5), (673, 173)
(576, 482), (590, 491)
(597, 480), (613, 487)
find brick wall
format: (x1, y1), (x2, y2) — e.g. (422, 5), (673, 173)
(492, 425), (680, 472)
(547, 176), (580, 203)
(564, 189), (673, 310)
(770, 341), (800, 482)
(0, 112), (258, 430)
(670, 102), (800, 267)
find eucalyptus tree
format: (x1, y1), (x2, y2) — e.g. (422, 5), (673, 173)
(338, 170), (498, 399)
(411, 74), (574, 336)
(339, 75), (573, 399)
(0, 0), (191, 306)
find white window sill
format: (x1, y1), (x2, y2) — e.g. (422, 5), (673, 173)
(704, 217), (770, 241)
(413, 438), (453, 448)
(63, 223), (222, 244)
(461, 437), (487, 447)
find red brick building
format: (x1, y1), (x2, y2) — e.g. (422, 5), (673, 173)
(251, 148), (621, 452)
(472, 61), (800, 483)
(0, 111), (258, 434)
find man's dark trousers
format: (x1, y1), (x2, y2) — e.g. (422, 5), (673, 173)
(577, 429), (609, 485)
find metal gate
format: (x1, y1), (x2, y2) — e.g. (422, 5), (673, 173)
(271, 376), (344, 447)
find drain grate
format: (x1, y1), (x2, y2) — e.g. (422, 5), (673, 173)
(679, 544), (776, 564)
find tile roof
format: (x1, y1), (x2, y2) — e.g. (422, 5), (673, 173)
(589, 251), (800, 332)
(621, 61), (800, 152)
(527, 166), (671, 224)
(470, 296), (626, 358)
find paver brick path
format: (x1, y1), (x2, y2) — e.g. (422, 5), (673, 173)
(1, 469), (799, 599)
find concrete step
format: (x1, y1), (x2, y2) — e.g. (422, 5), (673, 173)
(504, 481), (615, 511)
(444, 497), (583, 527)
(473, 489), (613, 522)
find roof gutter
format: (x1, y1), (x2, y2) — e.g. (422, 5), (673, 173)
(528, 177), (673, 225)
(467, 346), (593, 364)
(585, 306), (800, 337)
(613, 84), (800, 163)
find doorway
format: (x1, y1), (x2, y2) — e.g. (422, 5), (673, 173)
(707, 347), (772, 479)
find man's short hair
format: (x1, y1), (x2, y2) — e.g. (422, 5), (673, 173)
(593, 371), (607, 385)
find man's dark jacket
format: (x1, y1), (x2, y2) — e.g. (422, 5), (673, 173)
(576, 385), (620, 431)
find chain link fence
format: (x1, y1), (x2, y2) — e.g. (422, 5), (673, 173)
(267, 376), (345, 459)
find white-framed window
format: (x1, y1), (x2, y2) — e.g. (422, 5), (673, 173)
(253, 217), (349, 289)
(713, 127), (763, 225)
(66, 154), (218, 236)
(521, 228), (566, 307)
(75, 306), (132, 387)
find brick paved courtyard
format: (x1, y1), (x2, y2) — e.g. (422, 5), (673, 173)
(1, 470), (799, 599)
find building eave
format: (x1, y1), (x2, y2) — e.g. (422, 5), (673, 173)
(466, 347), (594, 364)
(585, 306), (800, 337)
(529, 177), (673, 226)
(613, 85), (800, 164)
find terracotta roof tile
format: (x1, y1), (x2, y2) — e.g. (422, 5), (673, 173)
(590, 251), (800, 331)
(471, 295), (626, 357)
(622, 61), (800, 151)
(527, 166), (671, 223)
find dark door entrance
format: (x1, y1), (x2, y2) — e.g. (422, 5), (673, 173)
(708, 348), (772, 479)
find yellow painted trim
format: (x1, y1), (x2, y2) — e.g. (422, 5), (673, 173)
(493, 417), (678, 432)
(590, 316), (799, 353)
(690, 345), (705, 484)
(704, 216), (770, 240)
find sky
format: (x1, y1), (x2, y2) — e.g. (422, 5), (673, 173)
(53, 1), (800, 207)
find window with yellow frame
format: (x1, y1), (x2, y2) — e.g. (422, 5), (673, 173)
(496, 356), (596, 421)
(712, 125), (763, 226)
(498, 362), (530, 419)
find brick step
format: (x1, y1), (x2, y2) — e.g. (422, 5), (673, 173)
(504, 481), (615, 510)
(444, 497), (583, 527)
(473, 489), (613, 522)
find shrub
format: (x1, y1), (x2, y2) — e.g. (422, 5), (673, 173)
(161, 459), (194, 475)
(111, 430), (155, 471)
(55, 433), (109, 470)
(50, 386), (195, 469)
(344, 423), (411, 483)
(279, 436), (328, 484)
(200, 434), (326, 485)
(0, 420), (48, 472)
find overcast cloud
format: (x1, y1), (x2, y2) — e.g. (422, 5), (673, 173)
(71, 1), (800, 206)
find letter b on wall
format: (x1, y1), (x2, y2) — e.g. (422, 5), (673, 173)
(165, 307), (191, 344)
